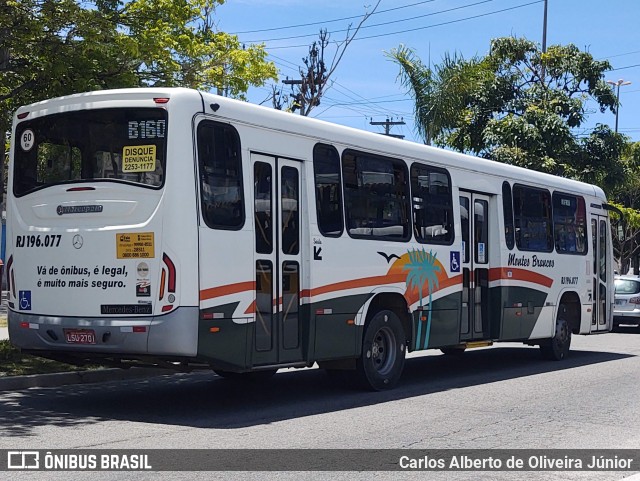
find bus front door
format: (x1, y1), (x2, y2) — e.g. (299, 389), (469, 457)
(252, 153), (304, 366)
(591, 215), (611, 332)
(459, 192), (491, 341)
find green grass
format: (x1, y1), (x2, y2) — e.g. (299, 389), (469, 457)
(0, 339), (96, 377)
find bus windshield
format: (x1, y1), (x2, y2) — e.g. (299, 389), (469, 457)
(13, 108), (167, 197)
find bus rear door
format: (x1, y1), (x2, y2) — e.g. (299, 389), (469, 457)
(591, 215), (611, 332)
(252, 153), (304, 366)
(459, 192), (492, 341)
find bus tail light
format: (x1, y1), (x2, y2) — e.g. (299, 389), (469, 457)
(159, 253), (176, 310)
(162, 253), (176, 293)
(6, 255), (14, 298)
(159, 269), (166, 301)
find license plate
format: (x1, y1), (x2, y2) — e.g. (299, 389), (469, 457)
(64, 329), (96, 344)
(615, 299), (626, 306)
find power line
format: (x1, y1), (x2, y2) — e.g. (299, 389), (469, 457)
(331, 81), (400, 115)
(610, 63), (640, 72)
(607, 49), (640, 59)
(243, 0), (495, 44)
(319, 89), (391, 117)
(321, 98), (413, 107)
(257, 81), (411, 118)
(229, 0), (438, 35)
(266, 0), (543, 50)
(268, 54), (300, 72)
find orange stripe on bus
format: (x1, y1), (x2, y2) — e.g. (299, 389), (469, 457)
(304, 273), (407, 298)
(200, 281), (256, 301)
(245, 300), (256, 314)
(200, 267), (552, 307)
(489, 268), (553, 288)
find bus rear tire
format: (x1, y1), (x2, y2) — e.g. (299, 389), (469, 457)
(540, 318), (571, 361)
(352, 310), (406, 391)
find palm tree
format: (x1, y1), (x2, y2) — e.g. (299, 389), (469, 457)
(385, 45), (488, 147)
(404, 248), (442, 349)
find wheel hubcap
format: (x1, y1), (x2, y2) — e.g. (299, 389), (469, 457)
(371, 326), (396, 375)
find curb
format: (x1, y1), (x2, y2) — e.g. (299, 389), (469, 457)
(0, 367), (175, 392)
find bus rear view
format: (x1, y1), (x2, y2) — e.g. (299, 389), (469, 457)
(7, 89), (202, 367)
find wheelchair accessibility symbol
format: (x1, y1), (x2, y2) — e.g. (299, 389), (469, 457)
(19, 291), (32, 311)
(450, 251), (461, 273)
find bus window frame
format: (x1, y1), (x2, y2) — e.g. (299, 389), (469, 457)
(552, 191), (588, 256)
(410, 161), (454, 246)
(502, 181), (515, 250)
(513, 183), (554, 253)
(312, 143), (344, 238)
(341, 148), (411, 243)
(196, 119), (246, 231)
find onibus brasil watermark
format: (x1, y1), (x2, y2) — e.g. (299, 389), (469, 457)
(2, 449), (639, 472)
(6, 451), (151, 471)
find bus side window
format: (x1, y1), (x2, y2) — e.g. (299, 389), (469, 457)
(197, 121), (245, 230)
(502, 181), (515, 250)
(410, 163), (453, 245)
(313, 144), (344, 237)
(553, 192), (587, 255)
(342, 150), (410, 241)
(513, 185), (553, 252)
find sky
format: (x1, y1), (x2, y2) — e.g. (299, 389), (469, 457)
(214, 0), (640, 146)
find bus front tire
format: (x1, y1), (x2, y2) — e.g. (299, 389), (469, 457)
(540, 318), (571, 361)
(353, 310), (406, 391)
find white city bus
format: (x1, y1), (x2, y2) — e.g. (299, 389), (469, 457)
(7, 88), (614, 390)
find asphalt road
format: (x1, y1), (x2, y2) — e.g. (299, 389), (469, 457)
(1, 329), (640, 481)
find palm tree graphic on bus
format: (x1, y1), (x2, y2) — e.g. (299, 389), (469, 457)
(404, 248), (441, 350)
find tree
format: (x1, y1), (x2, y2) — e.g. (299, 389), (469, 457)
(386, 46), (489, 145)
(609, 142), (640, 273)
(274, 1), (381, 116)
(124, 0), (277, 97)
(1, 0), (277, 207)
(609, 203), (640, 275)
(388, 37), (625, 187)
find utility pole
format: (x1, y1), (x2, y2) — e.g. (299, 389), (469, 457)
(370, 118), (405, 139)
(542, 0), (548, 54)
(540, 0), (548, 80)
(606, 78), (633, 273)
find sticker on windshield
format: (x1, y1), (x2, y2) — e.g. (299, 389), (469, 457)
(122, 145), (156, 172)
(20, 129), (35, 151)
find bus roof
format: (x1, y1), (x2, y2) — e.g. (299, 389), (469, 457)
(15, 87), (605, 200)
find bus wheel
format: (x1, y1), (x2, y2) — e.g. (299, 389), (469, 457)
(353, 310), (406, 391)
(540, 318), (571, 361)
(214, 369), (277, 381)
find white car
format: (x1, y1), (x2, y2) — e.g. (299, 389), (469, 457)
(613, 275), (640, 329)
